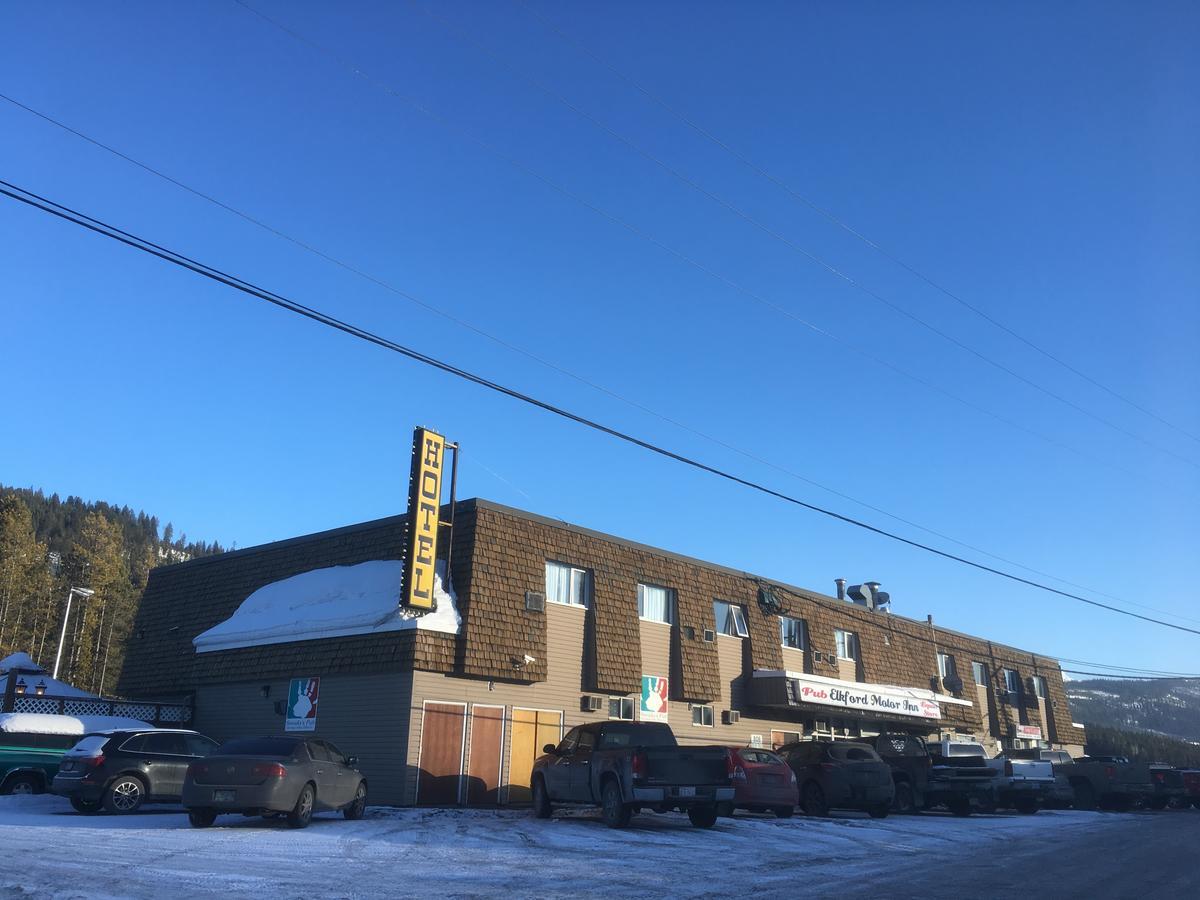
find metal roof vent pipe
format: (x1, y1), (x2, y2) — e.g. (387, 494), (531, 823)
(835, 578), (846, 601)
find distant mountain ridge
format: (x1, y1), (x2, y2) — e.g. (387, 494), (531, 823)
(1067, 677), (1200, 742)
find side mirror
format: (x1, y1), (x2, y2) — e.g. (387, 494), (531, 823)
(543, 743), (557, 755)
(346, 756), (359, 767)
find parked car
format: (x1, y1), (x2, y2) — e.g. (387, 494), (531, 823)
(929, 740), (1051, 813)
(530, 721), (734, 828)
(1066, 756), (1164, 811)
(52, 728), (218, 813)
(726, 746), (798, 817)
(1003, 748), (1075, 808)
(1179, 769), (1200, 809)
(779, 739), (894, 818)
(182, 736), (367, 829)
(898, 736), (998, 816)
(0, 726), (77, 795)
(1147, 765), (1186, 810)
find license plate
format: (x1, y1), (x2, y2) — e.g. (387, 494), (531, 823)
(213, 790), (235, 802)
(677, 786), (696, 798)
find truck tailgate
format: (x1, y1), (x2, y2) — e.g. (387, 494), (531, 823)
(643, 746), (729, 785)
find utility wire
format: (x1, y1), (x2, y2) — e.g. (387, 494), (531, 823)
(1062, 669), (1199, 681)
(222, 2), (1166, 485)
(512, 0), (1200, 449)
(411, 0), (1200, 472)
(4, 177), (1199, 641)
(1054, 658), (1200, 678)
(9, 91), (1197, 628)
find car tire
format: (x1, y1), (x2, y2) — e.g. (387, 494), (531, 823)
(688, 806), (718, 829)
(287, 783), (315, 829)
(3, 773), (41, 796)
(868, 803), (890, 819)
(104, 775), (147, 814)
(600, 779), (631, 829)
(1015, 798), (1039, 815)
(531, 776), (553, 820)
(773, 805), (794, 819)
(188, 808), (217, 828)
(948, 797), (971, 817)
(344, 782), (367, 820)
(801, 781), (829, 818)
(70, 795), (103, 814)
(893, 782), (917, 814)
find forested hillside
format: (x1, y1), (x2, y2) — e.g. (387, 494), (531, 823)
(1083, 724), (1200, 768)
(0, 486), (224, 696)
(1068, 677), (1200, 743)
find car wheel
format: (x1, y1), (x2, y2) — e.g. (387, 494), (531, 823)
(344, 782), (367, 820)
(948, 797), (971, 817)
(70, 795), (103, 814)
(188, 808), (217, 828)
(801, 782), (828, 817)
(892, 782), (917, 814)
(1015, 798), (1039, 815)
(600, 779), (631, 829)
(868, 803), (890, 819)
(4, 773), (41, 796)
(104, 776), (146, 814)
(773, 805), (795, 819)
(287, 783), (315, 829)
(687, 806), (718, 828)
(531, 776), (553, 820)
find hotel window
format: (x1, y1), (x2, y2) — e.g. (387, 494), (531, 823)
(1032, 676), (1047, 699)
(972, 661), (987, 685)
(713, 600), (749, 637)
(834, 629), (859, 662)
(1003, 668), (1020, 694)
(545, 561), (590, 608)
(637, 583), (676, 625)
(608, 697), (634, 721)
(691, 705), (714, 727)
(937, 652), (958, 679)
(780, 616), (807, 650)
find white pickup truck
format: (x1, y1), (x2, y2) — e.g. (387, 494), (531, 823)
(927, 740), (1054, 814)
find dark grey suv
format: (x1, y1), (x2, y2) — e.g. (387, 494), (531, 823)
(52, 729), (218, 814)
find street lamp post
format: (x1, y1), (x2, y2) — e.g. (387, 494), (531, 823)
(52, 586), (95, 681)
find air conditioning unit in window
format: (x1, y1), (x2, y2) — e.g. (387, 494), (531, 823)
(702, 629), (715, 643)
(582, 695), (603, 712)
(525, 591), (545, 612)
(723, 710), (741, 725)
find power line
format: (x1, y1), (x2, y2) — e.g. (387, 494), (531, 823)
(8, 92), (1197, 628)
(1054, 658), (1200, 678)
(1062, 669), (1199, 681)
(409, 0), (1200, 472)
(511, 0), (1200, 450)
(4, 177), (1199, 641)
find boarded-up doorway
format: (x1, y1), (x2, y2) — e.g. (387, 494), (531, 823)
(507, 708), (562, 804)
(417, 701), (466, 805)
(465, 704), (505, 806)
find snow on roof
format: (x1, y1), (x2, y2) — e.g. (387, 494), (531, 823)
(0, 712), (154, 736)
(0, 653), (96, 698)
(193, 559), (461, 654)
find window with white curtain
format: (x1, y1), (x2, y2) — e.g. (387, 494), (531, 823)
(713, 600), (749, 637)
(545, 561), (590, 608)
(637, 583), (675, 625)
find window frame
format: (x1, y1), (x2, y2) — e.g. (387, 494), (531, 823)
(1031, 675), (1047, 699)
(937, 652), (958, 679)
(607, 697), (634, 721)
(971, 661), (987, 685)
(834, 629), (859, 662)
(544, 560), (591, 608)
(637, 582), (676, 625)
(779, 615), (807, 651)
(713, 599), (749, 638)
(691, 705), (715, 728)
(1003, 668), (1021, 694)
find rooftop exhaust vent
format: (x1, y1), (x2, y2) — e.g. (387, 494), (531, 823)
(846, 582), (890, 612)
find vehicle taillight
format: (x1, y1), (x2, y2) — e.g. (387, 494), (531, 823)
(630, 752), (647, 781)
(80, 755), (105, 781)
(252, 762), (287, 779)
(1004, 760), (1014, 778)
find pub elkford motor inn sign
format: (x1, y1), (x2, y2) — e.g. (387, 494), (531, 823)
(401, 427), (447, 611)
(791, 673), (942, 720)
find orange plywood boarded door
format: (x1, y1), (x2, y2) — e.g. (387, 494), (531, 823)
(507, 708), (562, 804)
(466, 705), (504, 806)
(417, 701), (466, 805)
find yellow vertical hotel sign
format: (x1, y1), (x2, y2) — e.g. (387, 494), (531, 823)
(402, 427), (446, 610)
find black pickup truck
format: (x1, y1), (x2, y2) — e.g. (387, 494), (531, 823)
(872, 733), (997, 816)
(530, 721), (734, 828)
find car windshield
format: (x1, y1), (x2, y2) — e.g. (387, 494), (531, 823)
(217, 737), (300, 757)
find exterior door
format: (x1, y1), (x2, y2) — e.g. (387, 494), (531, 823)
(418, 701), (467, 805)
(507, 708), (562, 804)
(465, 705), (504, 806)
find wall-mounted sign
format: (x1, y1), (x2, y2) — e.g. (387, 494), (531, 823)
(402, 427), (446, 610)
(285, 677), (320, 732)
(1015, 724), (1043, 740)
(749, 734), (764, 748)
(640, 675), (669, 723)
(790, 674), (941, 720)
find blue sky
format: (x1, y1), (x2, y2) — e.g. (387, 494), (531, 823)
(2, 1), (1198, 675)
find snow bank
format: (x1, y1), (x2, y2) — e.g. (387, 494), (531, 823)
(0, 712), (153, 736)
(0, 652), (96, 698)
(193, 559), (461, 654)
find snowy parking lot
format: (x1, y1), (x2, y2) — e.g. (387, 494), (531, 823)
(0, 795), (1194, 899)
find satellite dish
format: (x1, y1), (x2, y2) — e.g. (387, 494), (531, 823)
(943, 674), (964, 694)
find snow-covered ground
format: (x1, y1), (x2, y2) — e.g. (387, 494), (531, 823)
(0, 795), (1145, 899)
